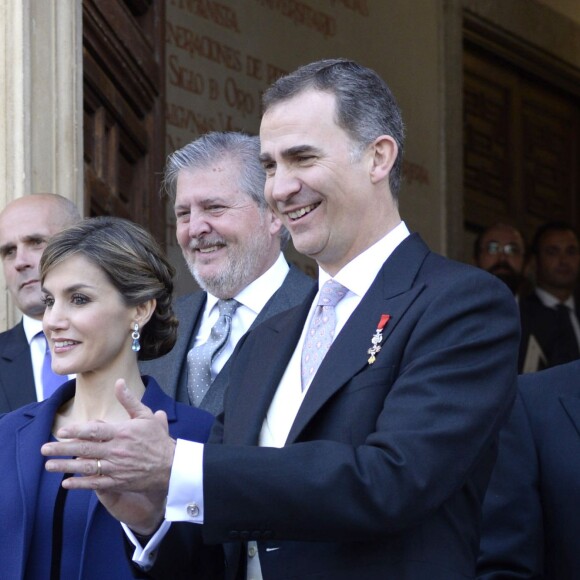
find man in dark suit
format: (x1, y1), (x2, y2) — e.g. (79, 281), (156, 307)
(140, 132), (314, 415)
(0, 193), (80, 413)
(43, 59), (520, 579)
(519, 221), (580, 372)
(478, 360), (580, 579)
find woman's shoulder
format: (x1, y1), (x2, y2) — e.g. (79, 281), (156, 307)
(170, 402), (215, 444)
(0, 400), (44, 427)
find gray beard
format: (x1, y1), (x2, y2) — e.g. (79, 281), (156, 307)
(185, 229), (274, 299)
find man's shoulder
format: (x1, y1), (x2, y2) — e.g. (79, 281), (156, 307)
(0, 321), (24, 339)
(277, 263), (316, 295)
(173, 290), (207, 315)
(519, 361), (580, 402)
(0, 321), (27, 352)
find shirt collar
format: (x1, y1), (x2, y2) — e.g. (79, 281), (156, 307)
(535, 287), (576, 310)
(206, 253), (290, 315)
(318, 221), (410, 297)
(22, 315), (44, 344)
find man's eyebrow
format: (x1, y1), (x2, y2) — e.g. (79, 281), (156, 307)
(258, 152), (274, 164)
(0, 234), (49, 256)
(22, 234), (48, 244)
(259, 145), (322, 163)
(175, 196), (226, 210)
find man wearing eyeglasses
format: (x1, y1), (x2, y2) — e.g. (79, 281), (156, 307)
(474, 223), (527, 296)
(519, 221), (580, 373)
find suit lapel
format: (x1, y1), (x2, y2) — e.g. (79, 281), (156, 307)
(202, 265), (314, 416)
(223, 293), (316, 445)
(140, 293), (205, 400)
(0, 322), (37, 411)
(249, 265), (315, 330)
(13, 385), (73, 575)
(287, 234), (429, 443)
(560, 396), (580, 439)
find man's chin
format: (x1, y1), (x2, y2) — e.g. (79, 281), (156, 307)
(18, 301), (46, 318)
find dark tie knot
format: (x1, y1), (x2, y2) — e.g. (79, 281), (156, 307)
(317, 280), (348, 308)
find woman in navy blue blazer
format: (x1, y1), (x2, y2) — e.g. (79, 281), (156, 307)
(0, 217), (218, 579)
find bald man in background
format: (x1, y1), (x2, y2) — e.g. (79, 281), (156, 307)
(0, 194), (81, 412)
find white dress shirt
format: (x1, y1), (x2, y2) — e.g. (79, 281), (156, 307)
(22, 316), (46, 402)
(130, 224), (411, 574)
(194, 253), (290, 381)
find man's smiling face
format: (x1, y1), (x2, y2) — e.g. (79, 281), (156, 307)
(260, 89), (384, 276)
(174, 163), (281, 298)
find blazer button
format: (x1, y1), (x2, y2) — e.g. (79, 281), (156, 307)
(186, 503), (199, 518)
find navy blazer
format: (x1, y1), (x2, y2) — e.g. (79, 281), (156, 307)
(152, 234), (521, 579)
(478, 361), (580, 579)
(0, 376), (216, 580)
(0, 321), (37, 413)
(140, 264), (314, 415)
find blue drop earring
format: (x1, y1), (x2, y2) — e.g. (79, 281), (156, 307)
(131, 323), (141, 352)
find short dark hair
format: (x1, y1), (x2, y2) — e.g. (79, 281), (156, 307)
(531, 221), (579, 255)
(40, 216), (177, 360)
(262, 58), (405, 198)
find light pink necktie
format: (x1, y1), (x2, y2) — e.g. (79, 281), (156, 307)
(301, 280), (347, 390)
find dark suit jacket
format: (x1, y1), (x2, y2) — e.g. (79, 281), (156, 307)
(0, 320), (37, 413)
(153, 233), (520, 579)
(140, 264), (314, 415)
(0, 376), (219, 580)
(478, 361), (580, 579)
(518, 292), (580, 372)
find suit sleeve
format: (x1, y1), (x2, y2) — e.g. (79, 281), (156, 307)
(202, 265), (520, 543)
(477, 391), (544, 579)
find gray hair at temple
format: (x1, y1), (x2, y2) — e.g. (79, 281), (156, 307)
(162, 131), (290, 247)
(262, 58), (406, 199)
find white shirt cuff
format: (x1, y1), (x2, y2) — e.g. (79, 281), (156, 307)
(165, 438), (205, 523)
(124, 520), (172, 570)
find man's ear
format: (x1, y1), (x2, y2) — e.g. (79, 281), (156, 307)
(369, 135), (398, 185)
(266, 207), (283, 237)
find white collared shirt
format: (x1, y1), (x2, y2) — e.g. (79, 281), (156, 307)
(194, 253), (290, 381)
(260, 221), (410, 448)
(22, 315), (45, 402)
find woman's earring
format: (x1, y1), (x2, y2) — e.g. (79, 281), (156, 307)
(131, 323), (141, 352)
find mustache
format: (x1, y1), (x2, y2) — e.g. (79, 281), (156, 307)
(187, 237), (227, 251)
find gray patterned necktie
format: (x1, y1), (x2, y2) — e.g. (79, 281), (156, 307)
(187, 299), (240, 407)
(301, 280), (348, 390)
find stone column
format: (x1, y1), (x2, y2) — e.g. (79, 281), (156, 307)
(0, 0), (83, 329)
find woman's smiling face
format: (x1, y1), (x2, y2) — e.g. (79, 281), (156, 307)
(42, 254), (137, 377)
